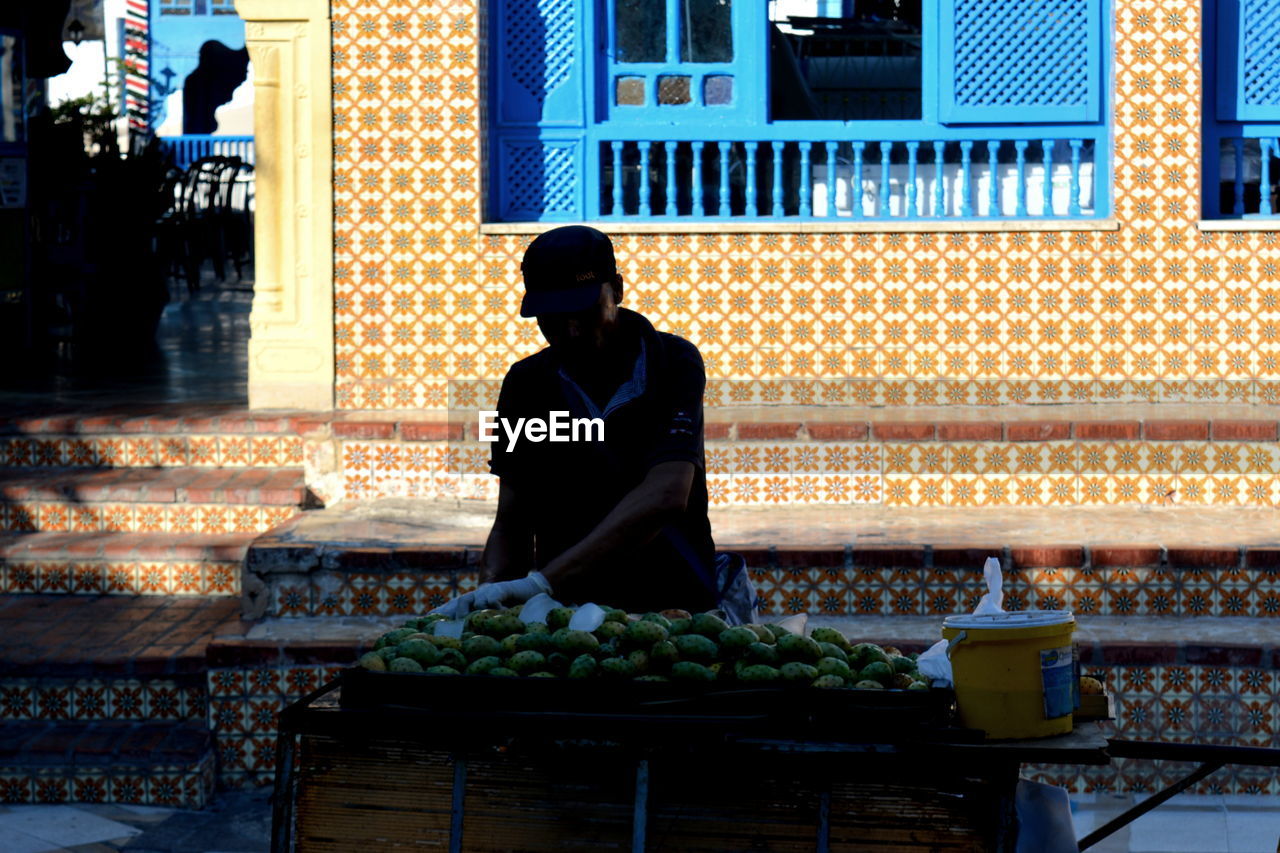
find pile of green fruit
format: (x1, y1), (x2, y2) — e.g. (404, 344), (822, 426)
(356, 607), (928, 691)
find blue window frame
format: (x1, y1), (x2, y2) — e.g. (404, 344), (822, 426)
(487, 0), (1111, 222)
(1205, 0), (1280, 217)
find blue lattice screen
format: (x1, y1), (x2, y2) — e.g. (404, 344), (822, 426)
(939, 0), (1100, 124)
(498, 140), (581, 220)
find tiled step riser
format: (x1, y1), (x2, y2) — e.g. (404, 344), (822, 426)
(245, 546), (1280, 619)
(0, 561), (241, 596)
(0, 436), (303, 469)
(0, 759), (215, 808)
(329, 437), (1280, 507)
(1, 504), (298, 534)
(0, 679), (205, 722)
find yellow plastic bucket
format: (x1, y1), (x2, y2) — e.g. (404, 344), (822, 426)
(941, 610), (1076, 740)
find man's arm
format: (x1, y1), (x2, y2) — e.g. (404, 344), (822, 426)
(479, 478), (535, 583)
(536, 460), (694, 590)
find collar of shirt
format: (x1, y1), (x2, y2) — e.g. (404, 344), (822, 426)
(555, 308), (657, 420)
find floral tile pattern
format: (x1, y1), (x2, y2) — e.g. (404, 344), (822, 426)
(0, 679), (204, 721)
(0, 561), (240, 596)
(0, 436), (303, 469)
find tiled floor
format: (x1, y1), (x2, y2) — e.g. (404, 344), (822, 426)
(0, 265), (250, 409)
(0, 790), (1271, 851)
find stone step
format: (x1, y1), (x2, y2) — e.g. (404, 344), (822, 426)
(0, 532), (253, 596)
(0, 719), (214, 808)
(240, 499), (1280, 620)
(0, 467), (310, 534)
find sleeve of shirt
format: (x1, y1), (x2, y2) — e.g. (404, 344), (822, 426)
(645, 337), (706, 469)
(487, 366), (526, 482)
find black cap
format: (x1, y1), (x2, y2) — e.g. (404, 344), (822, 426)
(519, 225), (618, 317)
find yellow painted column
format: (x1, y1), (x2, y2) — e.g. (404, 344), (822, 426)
(235, 0), (334, 410)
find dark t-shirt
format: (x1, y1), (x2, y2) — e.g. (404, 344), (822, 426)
(488, 308), (717, 613)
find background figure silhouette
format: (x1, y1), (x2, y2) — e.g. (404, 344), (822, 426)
(182, 41), (249, 135)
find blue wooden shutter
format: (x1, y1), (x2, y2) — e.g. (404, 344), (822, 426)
(1217, 0), (1280, 122)
(939, 0), (1100, 124)
(491, 0), (586, 221)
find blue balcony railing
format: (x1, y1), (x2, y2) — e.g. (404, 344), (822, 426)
(1212, 135), (1280, 218)
(157, 134), (254, 170)
(591, 131), (1105, 221)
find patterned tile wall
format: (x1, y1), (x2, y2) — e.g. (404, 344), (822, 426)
(331, 0), (1280, 411)
(0, 435), (303, 468)
(0, 679), (205, 721)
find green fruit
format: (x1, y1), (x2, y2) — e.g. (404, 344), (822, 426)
(718, 626), (757, 653)
(668, 618), (693, 636)
(597, 638), (621, 658)
(487, 667), (517, 677)
(500, 634), (522, 656)
(890, 655), (916, 675)
(460, 632), (476, 642)
(547, 607), (575, 630)
(568, 655), (598, 679)
(628, 650), (650, 674)
(780, 662), (819, 683)
(745, 642), (780, 665)
(484, 613), (524, 638)
(850, 643), (891, 669)
(358, 652), (387, 671)
(376, 627), (416, 650)
(777, 634), (823, 662)
(626, 620), (669, 646)
(550, 628), (599, 657)
(813, 674), (846, 689)
(737, 664), (781, 683)
(376, 647), (399, 663)
(462, 635), (502, 661)
(426, 664), (461, 675)
(673, 634), (718, 662)
(852, 679), (884, 690)
(464, 609), (498, 632)
(859, 661), (894, 686)
(692, 612), (730, 639)
(515, 632), (554, 654)
(398, 638), (441, 666)
(641, 613), (673, 631)
(670, 661), (716, 683)
(546, 652), (572, 673)
(650, 640), (679, 667)
(635, 675), (670, 682)
(604, 609), (629, 624)
(907, 681), (930, 691)
(528, 671), (557, 678)
(765, 624), (791, 640)
(437, 648), (467, 671)
(465, 656), (503, 676)
(748, 624), (775, 644)
(890, 673), (917, 690)
(524, 621), (550, 635)
(811, 627), (851, 651)
(507, 650), (546, 674)
(426, 635), (461, 651)
(389, 657), (422, 672)
(595, 621), (627, 641)
(817, 643), (848, 663)
(600, 657), (637, 678)
(816, 657), (853, 681)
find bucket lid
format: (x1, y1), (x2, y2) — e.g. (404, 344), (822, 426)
(942, 609), (1074, 630)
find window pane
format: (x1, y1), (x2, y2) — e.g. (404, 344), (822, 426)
(657, 76), (692, 104)
(616, 0), (666, 63)
(616, 76), (646, 105)
(681, 0), (733, 63)
(704, 75), (733, 105)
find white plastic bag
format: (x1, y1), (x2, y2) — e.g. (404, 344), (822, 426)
(973, 556), (1005, 615)
(568, 603), (607, 632)
(917, 639), (953, 684)
(517, 593), (561, 626)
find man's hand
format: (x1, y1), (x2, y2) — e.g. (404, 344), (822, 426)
(430, 571), (552, 619)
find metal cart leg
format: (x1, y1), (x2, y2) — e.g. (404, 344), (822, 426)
(632, 759), (649, 853)
(270, 731), (297, 853)
(816, 789), (830, 853)
(449, 757), (467, 853)
(1077, 762), (1224, 852)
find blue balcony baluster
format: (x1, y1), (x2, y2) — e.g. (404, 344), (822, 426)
(1014, 140), (1029, 218)
(933, 141), (945, 217)
(1263, 139), (1274, 217)
(718, 142), (731, 217)
(1233, 139), (1245, 217)
(610, 141), (624, 216)
(987, 140), (999, 216)
(692, 141), (705, 217)
(879, 142), (891, 218)
(799, 142), (812, 218)
(745, 142), (759, 216)
(638, 142), (651, 215)
(825, 141), (837, 218)
(772, 142), (784, 218)
(959, 140), (973, 218)
(664, 142), (678, 217)
(1042, 139), (1054, 216)
(851, 142), (865, 219)
(905, 141), (919, 218)
(1069, 139), (1082, 217)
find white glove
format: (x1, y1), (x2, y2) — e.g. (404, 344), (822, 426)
(430, 571), (552, 619)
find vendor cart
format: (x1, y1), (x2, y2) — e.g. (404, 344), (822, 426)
(270, 672), (1113, 852)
